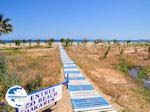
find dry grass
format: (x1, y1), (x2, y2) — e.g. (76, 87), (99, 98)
(9, 47), (61, 89)
(0, 46), (61, 100)
(66, 43), (150, 112)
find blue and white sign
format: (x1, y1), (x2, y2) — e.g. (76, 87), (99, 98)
(5, 85), (28, 108)
(18, 84), (62, 112)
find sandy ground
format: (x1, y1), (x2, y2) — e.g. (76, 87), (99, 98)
(77, 66), (123, 111)
(66, 43), (150, 112)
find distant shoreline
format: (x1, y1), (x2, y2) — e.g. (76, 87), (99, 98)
(0, 39), (150, 43)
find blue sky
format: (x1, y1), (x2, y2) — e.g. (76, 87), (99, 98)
(0, 0), (150, 40)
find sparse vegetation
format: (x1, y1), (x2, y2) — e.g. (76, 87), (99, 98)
(119, 47), (124, 57)
(0, 55), (21, 99)
(22, 39), (27, 46)
(14, 40), (22, 47)
(126, 40), (131, 46)
(35, 39), (40, 46)
(0, 47), (61, 111)
(134, 45), (138, 54)
(25, 74), (42, 93)
(66, 43), (150, 111)
(137, 68), (150, 82)
(103, 45), (111, 58)
(117, 58), (132, 74)
(28, 39), (32, 47)
(94, 39), (103, 45)
(60, 38), (65, 43)
(0, 40), (5, 45)
(132, 88), (150, 103)
(113, 39), (117, 45)
(82, 38), (88, 46)
(0, 40), (149, 112)
(148, 46), (150, 59)
(46, 38), (54, 48)
(64, 38), (72, 47)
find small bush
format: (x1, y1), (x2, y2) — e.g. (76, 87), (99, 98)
(119, 47), (124, 57)
(137, 68), (149, 82)
(117, 59), (132, 74)
(45, 38), (54, 48)
(82, 38), (88, 46)
(0, 73), (21, 98)
(64, 38), (73, 47)
(94, 39), (103, 45)
(13, 40), (22, 47)
(25, 74), (42, 93)
(35, 39), (40, 46)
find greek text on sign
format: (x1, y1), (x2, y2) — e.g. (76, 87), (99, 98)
(18, 84), (62, 112)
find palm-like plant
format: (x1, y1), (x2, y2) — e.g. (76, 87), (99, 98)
(0, 15), (13, 35)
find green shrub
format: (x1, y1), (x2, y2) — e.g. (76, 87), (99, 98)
(117, 59), (131, 74)
(0, 56), (7, 74)
(60, 38), (65, 43)
(46, 38), (54, 48)
(137, 68), (149, 82)
(0, 73), (21, 98)
(13, 40), (22, 47)
(64, 38), (73, 47)
(25, 74), (42, 93)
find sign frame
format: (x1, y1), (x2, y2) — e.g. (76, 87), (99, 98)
(16, 80), (68, 112)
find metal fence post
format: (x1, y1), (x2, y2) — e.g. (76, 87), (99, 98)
(66, 73), (69, 89)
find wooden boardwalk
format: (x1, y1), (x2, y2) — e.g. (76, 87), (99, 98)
(59, 46), (116, 112)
